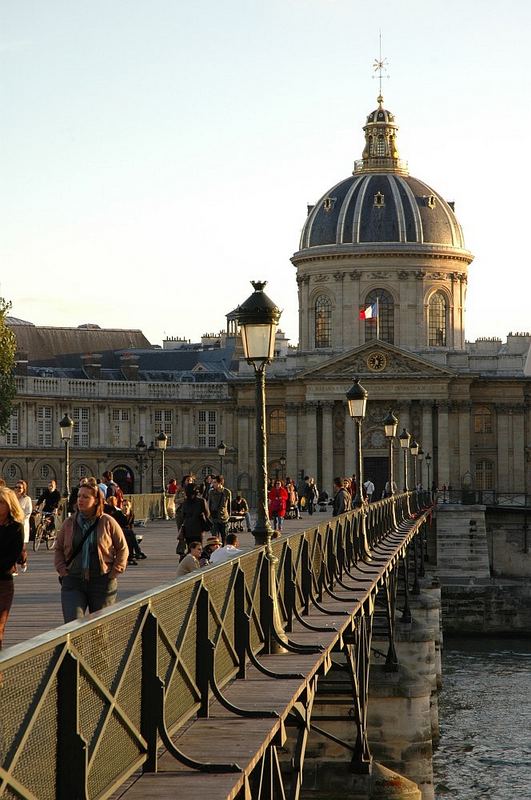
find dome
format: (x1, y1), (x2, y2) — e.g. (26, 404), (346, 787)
(299, 173), (465, 249)
(297, 95), (466, 252)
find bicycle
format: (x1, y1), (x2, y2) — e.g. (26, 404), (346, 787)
(33, 512), (57, 551)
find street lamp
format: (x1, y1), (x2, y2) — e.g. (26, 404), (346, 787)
(134, 435), (147, 493)
(156, 431), (168, 519)
(425, 453), (432, 496)
(346, 378), (368, 508)
(236, 280), (284, 654)
(410, 439), (419, 489)
(59, 413), (74, 498)
(217, 440), (226, 475)
(383, 410), (398, 496)
(418, 447), (424, 489)
(147, 441), (156, 493)
(399, 428), (411, 492)
(279, 453), (286, 480)
(236, 280), (281, 546)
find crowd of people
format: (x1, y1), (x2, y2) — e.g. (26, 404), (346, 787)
(1, 467), (391, 649)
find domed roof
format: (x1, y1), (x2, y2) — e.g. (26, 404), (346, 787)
(300, 173), (465, 249)
(298, 95), (466, 252)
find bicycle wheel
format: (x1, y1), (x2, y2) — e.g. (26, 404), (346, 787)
(33, 522), (44, 551)
(45, 529), (56, 550)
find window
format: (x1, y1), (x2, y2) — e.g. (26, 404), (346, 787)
(6, 407), (19, 445)
(374, 191), (385, 207)
(428, 292), (447, 347)
(73, 407), (90, 447)
(7, 464), (17, 479)
(112, 409), (129, 421)
(155, 409), (173, 446)
(474, 406), (493, 434)
(37, 406), (53, 447)
(270, 409), (286, 434)
(40, 464), (51, 479)
(200, 464), (215, 479)
(314, 295), (332, 348)
(475, 459), (494, 490)
(363, 289), (394, 344)
(76, 464), (90, 479)
(198, 410), (217, 448)
(376, 134), (386, 156)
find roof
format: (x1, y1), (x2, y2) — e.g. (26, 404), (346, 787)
(8, 322), (152, 361)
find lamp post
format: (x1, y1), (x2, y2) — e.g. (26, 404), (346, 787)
(410, 439), (419, 489)
(156, 431), (168, 519)
(425, 453), (432, 497)
(346, 378), (368, 508)
(418, 447), (424, 489)
(236, 280), (284, 653)
(383, 410), (398, 496)
(279, 453), (286, 481)
(135, 435), (147, 493)
(147, 441), (156, 492)
(399, 428), (411, 492)
(217, 440), (226, 476)
(59, 413), (74, 498)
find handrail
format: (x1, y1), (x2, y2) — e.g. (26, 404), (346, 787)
(0, 492), (432, 799)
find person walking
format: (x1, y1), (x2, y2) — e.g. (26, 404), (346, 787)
(14, 480), (33, 545)
(0, 487), (26, 648)
(176, 484), (211, 552)
(54, 483), (128, 623)
(208, 475), (231, 544)
(332, 478), (352, 516)
(268, 479), (288, 534)
(303, 477), (319, 516)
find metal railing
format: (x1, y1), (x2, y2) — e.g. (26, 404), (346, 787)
(0, 491), (430, 799)
(436, 489), (531, 508)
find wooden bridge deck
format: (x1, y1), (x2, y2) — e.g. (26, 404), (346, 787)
(111, 516), (423, 800)
(3, 510), (333, 650)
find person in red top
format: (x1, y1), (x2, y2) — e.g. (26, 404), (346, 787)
(268, 479), (289, 536)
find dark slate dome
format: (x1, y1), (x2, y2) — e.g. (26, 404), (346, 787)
(298, 95), (466, 252)
(299, 173), (465, 249)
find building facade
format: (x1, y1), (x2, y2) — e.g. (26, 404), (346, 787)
(1, 95), (530, 501)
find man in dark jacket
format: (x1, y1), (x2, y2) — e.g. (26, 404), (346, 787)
(332, 477), (351, 516)
(208, 476), (231, 545)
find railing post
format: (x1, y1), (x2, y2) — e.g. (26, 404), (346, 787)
(141, 608), (160, 772)
(57, 650), (89, 800)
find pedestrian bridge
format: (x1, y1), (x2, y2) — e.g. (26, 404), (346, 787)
(0, 493), (432, 800)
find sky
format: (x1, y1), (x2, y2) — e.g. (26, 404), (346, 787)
(1, 0), (530, 347)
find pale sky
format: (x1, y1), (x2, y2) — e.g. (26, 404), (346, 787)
(1, 0), (530, 347)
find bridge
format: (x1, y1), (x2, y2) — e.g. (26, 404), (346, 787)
(0, 493), (433, 800)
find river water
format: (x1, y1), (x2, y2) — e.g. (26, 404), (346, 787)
(433, 636), (531, 799)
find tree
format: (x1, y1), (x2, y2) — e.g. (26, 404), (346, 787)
(0, 298), (17, 434)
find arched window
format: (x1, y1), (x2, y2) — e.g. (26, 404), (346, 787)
(314, 295), (332, 348)
(363, 289), (394, 344)
(474, 406), (492, 434)
(475, 459), (494, 490)
(428, 292), (447, 346)
(270, 409), (286, 434)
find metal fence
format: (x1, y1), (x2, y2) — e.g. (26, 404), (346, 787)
(436, 489), (531, 508)
(0, 492), (428, 800)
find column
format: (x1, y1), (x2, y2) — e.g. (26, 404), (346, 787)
(237, 407), (250, 479)
(436, 401), (450, 488)
(497, 406), (510, 493)
(397, 403), (410, 490)
(304, 402), (318, 479)
(321, 402), (334, 495)
(421, 401), (433, 465)
(511, 405), (526, 493)
(285, 403), (299, 480)
(97, 405), (106, 447)
(344, 403), (357, 478)
(458, 401), (471, 484)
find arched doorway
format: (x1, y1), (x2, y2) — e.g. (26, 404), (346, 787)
(113, 465), (135, 494)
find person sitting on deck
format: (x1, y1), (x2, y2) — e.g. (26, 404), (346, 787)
(176, 541), (202, 577)
(231, 493), (252, 532)
(209, 533), (242, 565)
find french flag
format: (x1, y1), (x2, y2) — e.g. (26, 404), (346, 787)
(359, 303), (377, 320)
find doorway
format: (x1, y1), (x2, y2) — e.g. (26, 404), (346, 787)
(363, 456), (388, 501)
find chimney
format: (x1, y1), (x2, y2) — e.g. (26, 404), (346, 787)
(14, 350), (28, 376)
(81, 353), (102, 379)
(120, 353), (140, 381)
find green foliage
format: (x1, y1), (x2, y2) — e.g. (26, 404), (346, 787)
(0, 298), (17, 434)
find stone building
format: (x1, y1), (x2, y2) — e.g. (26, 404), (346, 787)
(1, 94), (530, 501)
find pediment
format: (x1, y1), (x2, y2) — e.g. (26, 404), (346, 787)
(298, 342), (456, 379)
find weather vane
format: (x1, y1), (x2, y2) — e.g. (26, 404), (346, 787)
(372, 31), (389, 98)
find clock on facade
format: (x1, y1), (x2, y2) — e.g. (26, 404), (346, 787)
(366, 351), (387, 371)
